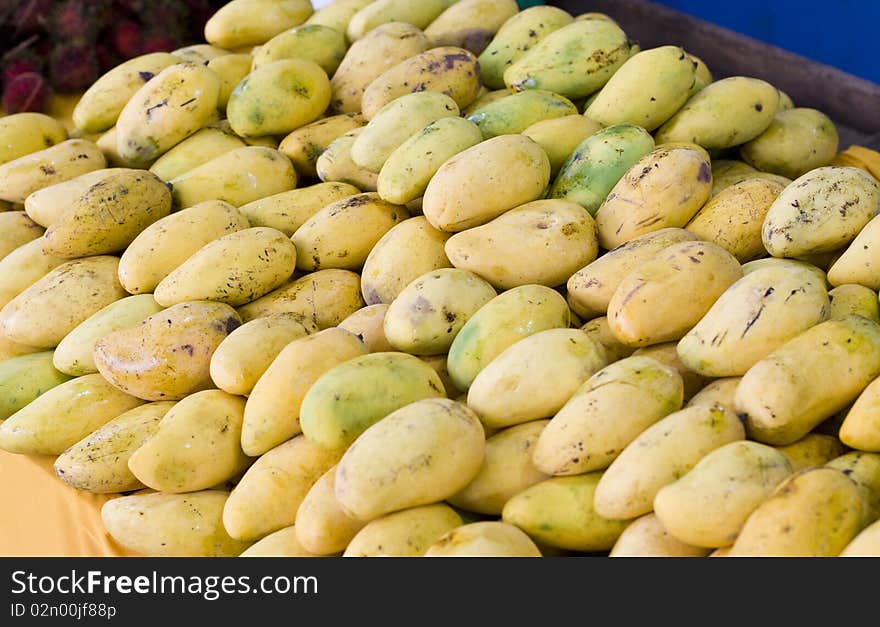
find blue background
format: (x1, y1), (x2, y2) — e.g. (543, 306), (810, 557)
(519, 1), (879, 84)
(651, 0), (878, 84)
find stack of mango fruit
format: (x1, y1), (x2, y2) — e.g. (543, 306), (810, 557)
(1, 0), (879, 558)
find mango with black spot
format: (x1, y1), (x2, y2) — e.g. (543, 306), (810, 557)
(299, 352), (447, 450)
(115, 63), (220, 165)
(93, 300), (242, 401)
(227, 59), (331, 137)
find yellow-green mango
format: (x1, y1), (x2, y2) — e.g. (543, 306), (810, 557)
(169, 146), (297, 209)
(344, 503), (463, 557)
(740, 108), (839, 179)
(383, 268), (497, 356)
(654, 76), (779, 150)
(242, 327), (368, 456)
(423, 0), (518, 54)
(827, 284), (880, 323)
(360, 46), (482, 120)
(227, 58), (331, 137)
(54, 401), (175, 493)
(467, 328), (608, 428)
(585, 45), (696, 131)
(0, 212), (42, 261)
(579, 316), (638, 363)
(736, 315), (880, 445)
(73, 52), (180, 134)
(94, 300), (241, 402)
(549, 124), (655, 216)
(0, 113), (68, 166)
(330, 21), (429, 114)
(292, 192), (409, 271)
(0, 239), (65, 310)
(827, 215), (880, 290)
(533, 355), (684, 476)
(688, 53), (713, 95)
(115, 62), (220, 164)
(710, 159), (757, 196)
(237, 268), (365, 328)
(477, 5), (574, 89)
(315, 128), (378, 191)
(42, 169), (172, 258)
(0, 351), (71, 420)
(24, 169), (127, 228)
(360, 216), (452, 305)
(446, 284), (570, 391)
(424, 521), (542, 557)
(299, 352), (446, 450)
(466, 89), (577, 139)
(840, 376), (880, 452)
(252, 24), (348, 75)
(521, 114), (602, 177)
(377, 117), (483, 205)
(148, 124), (246, 182)
(653, 441), (793, 548)
(239, 182), (360, 236)
(207, 53), (253, 111)
(294, 464), (367, 555)
(223, 434), (344, 541)
(840, 519), (880, 557)
(53, 294), (164, 376)
(305, 0), (374, 34)
(346, 0), (451, 41)
(773, 433), (847, 472)
(204, 0), (313, 49)
(171, 43), (232, 65)
(826, 452), (880, 524)
(338, 304), (393, 353)
(676, 263), (830, 377)
(728, 467), (865, 556)
(154, 226), (297, 307)
(566, 227), (697, 320)
(103, 490), (253, 557)
(352, 91), (460, 173)
(445, 199), (599, 290)
(606, 240), (742, 347)
(763, 166), (880, 258)
(334, 397), (484, 520)
(239, 525), (323, 557)
(685, 177), (785, 262)
(422, 134), (550, 232)
(0, 373), (143, 455)
(127, 389), (251, 493)
(449, 420), (550, 515)
(0, 139), (107, 204)
(209, 313), (317, 396)
(279, 113), (365, 179)
(118, 200), (250, 295)
(595, 145), (712, 249)
(609, 513), (709, 557)
(502, 473), (631, 551)
(503, 19), (630, 99)
(593, 403), (745, 520)
(0, 256), (127, 349)
(632, 341), (712, 402)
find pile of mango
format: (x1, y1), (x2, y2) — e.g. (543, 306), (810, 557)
(1, 0), (879, 558)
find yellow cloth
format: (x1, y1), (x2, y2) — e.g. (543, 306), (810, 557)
(0, 450), (140, 557)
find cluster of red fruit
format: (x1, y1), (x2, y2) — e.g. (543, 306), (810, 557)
(1, 0), (229, 114)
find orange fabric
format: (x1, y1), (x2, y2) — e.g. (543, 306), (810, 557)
(0, 450), (140, 557)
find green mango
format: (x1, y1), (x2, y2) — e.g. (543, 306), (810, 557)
(503, 19), (630, 99)
(299, 352), (446, 450)
(466, 89), (578, 139)
(549, 124), (655, 215)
